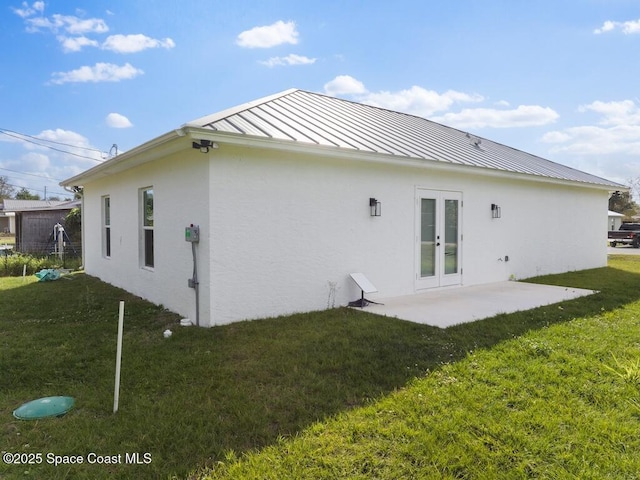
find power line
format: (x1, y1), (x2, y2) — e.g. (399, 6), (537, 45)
(0, 166), (63, 182)
(2, 181), (70, 198)
(0, 128), (105, 163)
(0, 170), (66, 198)
(0, 128), (105, 153)
(0, 171), (67, 194)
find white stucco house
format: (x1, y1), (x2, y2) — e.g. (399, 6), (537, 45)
(0, 204), (15, 234)
(608, 210), (624, 231)
(61, 89), (623, 327)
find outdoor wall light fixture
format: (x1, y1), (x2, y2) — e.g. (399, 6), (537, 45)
(192, 139), (218, 153)
(370, 198), (381, 217)
(491, 203), (501, 219)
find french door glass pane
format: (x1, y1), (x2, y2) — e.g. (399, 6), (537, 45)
(421, 198), (436, 277)
(444, 199), (458, 275)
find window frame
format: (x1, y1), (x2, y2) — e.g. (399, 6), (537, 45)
(140, 187), (154, 269)
(102, 195), (111, 258)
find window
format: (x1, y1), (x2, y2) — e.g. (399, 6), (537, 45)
(140, 188), (154, 268)
(102, 196), (111, 258)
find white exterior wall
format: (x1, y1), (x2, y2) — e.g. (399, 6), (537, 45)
(207, 145), (608, 325)
(80, 143), (608, 327)
(0, 212), (15, 234)
(608, 213), (623, 231)
(82, 150), (211, 324)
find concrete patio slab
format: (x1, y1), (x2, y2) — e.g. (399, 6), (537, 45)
(359, 282), (597, 328)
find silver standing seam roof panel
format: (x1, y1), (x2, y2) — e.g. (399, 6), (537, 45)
(186, 89), (621, 188)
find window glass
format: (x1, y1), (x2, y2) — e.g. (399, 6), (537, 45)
(444, 199), (458, 275)
(143, 189), (153, 227)
(103, 196), (111, 258)
(420, 198), (436, 277)
(141, 188), (154, 268)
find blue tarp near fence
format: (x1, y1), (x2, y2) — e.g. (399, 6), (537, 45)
(34, 269), (61, 282)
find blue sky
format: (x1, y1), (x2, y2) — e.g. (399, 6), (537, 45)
(1, 0), (640, 199)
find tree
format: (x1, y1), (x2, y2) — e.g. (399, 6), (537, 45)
(0, 175), (14, 200)
(15, 187), (40, 200)
(609, 190), (638, 219)
(64, 207), (81, 241)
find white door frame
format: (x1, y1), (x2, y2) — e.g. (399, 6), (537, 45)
(415, 188), (463, 290)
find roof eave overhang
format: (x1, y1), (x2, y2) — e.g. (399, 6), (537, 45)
(185, 127), (626, 192)
(61, 125), (626, 193)
(60, 129), (188, 187)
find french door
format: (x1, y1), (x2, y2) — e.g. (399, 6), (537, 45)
(416, 189), (462, 289)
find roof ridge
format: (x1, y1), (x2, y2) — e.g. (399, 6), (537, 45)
(184, 88), (300, 127)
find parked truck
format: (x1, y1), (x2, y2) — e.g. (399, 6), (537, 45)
(608, 223), (640, 248)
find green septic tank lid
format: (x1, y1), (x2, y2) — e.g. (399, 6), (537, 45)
(13, 396), (75, 420)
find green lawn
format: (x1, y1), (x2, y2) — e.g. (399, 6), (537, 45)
(0, 234), (14, 246)
(2, 257), (640, 479)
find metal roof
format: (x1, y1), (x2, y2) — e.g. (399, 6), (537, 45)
(2, 199), (78, 212)
(186, 88), (621, 188)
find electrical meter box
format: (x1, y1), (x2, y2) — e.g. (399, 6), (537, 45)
(185, 225), (200, 242)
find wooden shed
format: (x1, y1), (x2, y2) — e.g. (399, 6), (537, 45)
(2, 199), (80, 254)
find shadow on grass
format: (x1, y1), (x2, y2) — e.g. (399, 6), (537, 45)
(3, 258), (640, 479)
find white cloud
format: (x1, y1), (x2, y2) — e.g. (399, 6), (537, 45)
(60, 14), (109, 35)
(105, 113), (133, 128)
(25, 13), (109, 34)
(618, 19), (640, 34)
(35, 129), (105, 170)
(54, 33), (176, 53)
(2, 128), (106, 195)
(323, 75), (367, 96)
(57, 35), (99, 52)
(542, 125), (640, 155)
(323, 76), (560, 130)
(35, 129), (69, 142)
(594, 20), (617, 34)
(594, 18), (640, 34)
(12, 1), (45, 18)
(16, 128), (104, 164)
(101, 34), (175, 53)
(324, 76), (484, 117)
(37, 129), (94, 149)
(363, 86), (484, 117)
(432, 105), (559, 129)
(50, 62), (144, 84)
(541, 131), (571, 143)
(260, 54), (316, 67)
(13, 4), (177, 56)
(20, 152), (51, 171)
(236, 20), (298, 48)
(542, 98), (640, 156)
(578, 99), (640, 126)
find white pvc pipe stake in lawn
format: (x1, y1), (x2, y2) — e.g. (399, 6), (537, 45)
(113, 301), (125, 414)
